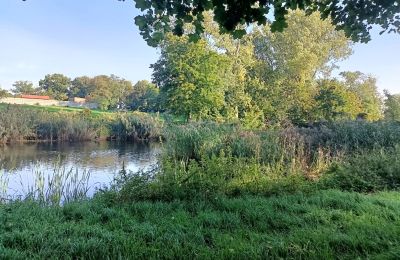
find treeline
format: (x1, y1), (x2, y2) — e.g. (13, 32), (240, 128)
(0, 75), (160, 112)
(1, 10), (400, 126)
(150, 10), (399, 126)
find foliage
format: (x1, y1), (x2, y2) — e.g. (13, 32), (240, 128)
(39, 74), (71, 101)
(11, 81), (38, 95)
(151, 10), (358, 126)
(115, 120), (400, 201)
(314, 79), (362, 121)
(69, 76), (93, 98)
(0, 87), (10, 98)
(129, 0), (400, 46)
(384, 90), (400, 121)
(152, 35), (230, 121)
(86, 75), (134, 110)
(323, 147), (400, 192)
(128, 80), (160, 112)
(252, 10), (352, 125)
(340, 71), (383, 121)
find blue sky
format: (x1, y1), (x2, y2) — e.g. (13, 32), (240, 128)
(0, 0), (399, 94)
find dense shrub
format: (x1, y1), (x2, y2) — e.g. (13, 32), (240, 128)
(323, 147), (400, 192)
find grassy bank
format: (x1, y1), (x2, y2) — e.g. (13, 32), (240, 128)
(1, 190), (399, 259)
(0, 105), (163, 143)
(2, 117), (400, 258)
(0, 103), (111, 117)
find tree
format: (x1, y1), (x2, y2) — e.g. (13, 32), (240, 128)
(314, 79), (362, 121)
(250, 10), (352, 125)
(39, 74), (71, 100)
(384, 90), (400, 121)
(69, 76), (94, 98)
(87, 75), (133, 110)
(152, 34), (229, 121)
(128, 80), (160, 112)
(340, 71), (383, 121)
(0, 86), (10, 98)
(200, 12), (263, 127)
(129, 0), (400, 46)
(11, 81), (38, 95)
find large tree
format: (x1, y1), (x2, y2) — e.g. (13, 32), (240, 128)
(152, 34), (230, 121)
(250, 10), (352, 125)
(130, 0), (400, 46)
(87, 75), (133, 110)
(128, 80), (160, 112)
(11, 81), (38, 95)
(69, 76), (94, 98)
(39, 74), (71, 101)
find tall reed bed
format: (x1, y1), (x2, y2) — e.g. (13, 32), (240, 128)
(116, 121), (400, 200)
(0, 105), (163, 143)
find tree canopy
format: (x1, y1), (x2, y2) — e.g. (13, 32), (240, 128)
(12, 81), (38, 95)
(128, 0), (400, 46)
(384, 90), (400, 121)
(39, 74), (71, 101)
(152, 34), (230, 121)
(0, 86), (10, 98)
(148, 10), (388, 126)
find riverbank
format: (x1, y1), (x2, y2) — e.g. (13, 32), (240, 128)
(2, 111), (400, 258)
(0, 104), (163, 143)
(1, 190), (399, 258)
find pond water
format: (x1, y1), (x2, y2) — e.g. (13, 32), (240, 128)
(0, 142), (160, 199)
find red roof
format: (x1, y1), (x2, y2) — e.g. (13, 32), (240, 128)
(20, 95), (50, 100)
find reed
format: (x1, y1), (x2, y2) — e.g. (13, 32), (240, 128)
(0, 105), (163, 143)
(24, 165), (91, 205)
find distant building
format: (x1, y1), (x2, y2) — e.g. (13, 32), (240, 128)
(20, 94), (50, 100)
(71, 97), (87, 104)
(1, 96), (98, 109)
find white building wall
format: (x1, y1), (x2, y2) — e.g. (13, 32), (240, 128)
(0, 98), (98, 109)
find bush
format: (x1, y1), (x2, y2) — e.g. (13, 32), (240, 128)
(322, 147), (400, 192)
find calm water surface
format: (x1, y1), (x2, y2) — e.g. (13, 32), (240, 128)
(0, 142), (159, 198)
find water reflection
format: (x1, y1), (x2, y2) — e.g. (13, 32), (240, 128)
(0, 141), (160, 198)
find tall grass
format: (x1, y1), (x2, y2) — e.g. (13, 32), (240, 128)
(24, 166), (91, 205)
(0, 105), (163, 143)
(0, 169), (8, 203)
(116, 121), (400, 200)
(1, 190), (400, 259)
(0, 162), (91, 205)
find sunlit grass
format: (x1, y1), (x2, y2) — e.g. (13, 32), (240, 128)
(0, 190), (399, 258)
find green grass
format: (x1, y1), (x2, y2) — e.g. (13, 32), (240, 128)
(0, 190), (399, 259)
(0, 103), (112, 117)
(0, 103), (185, 122)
